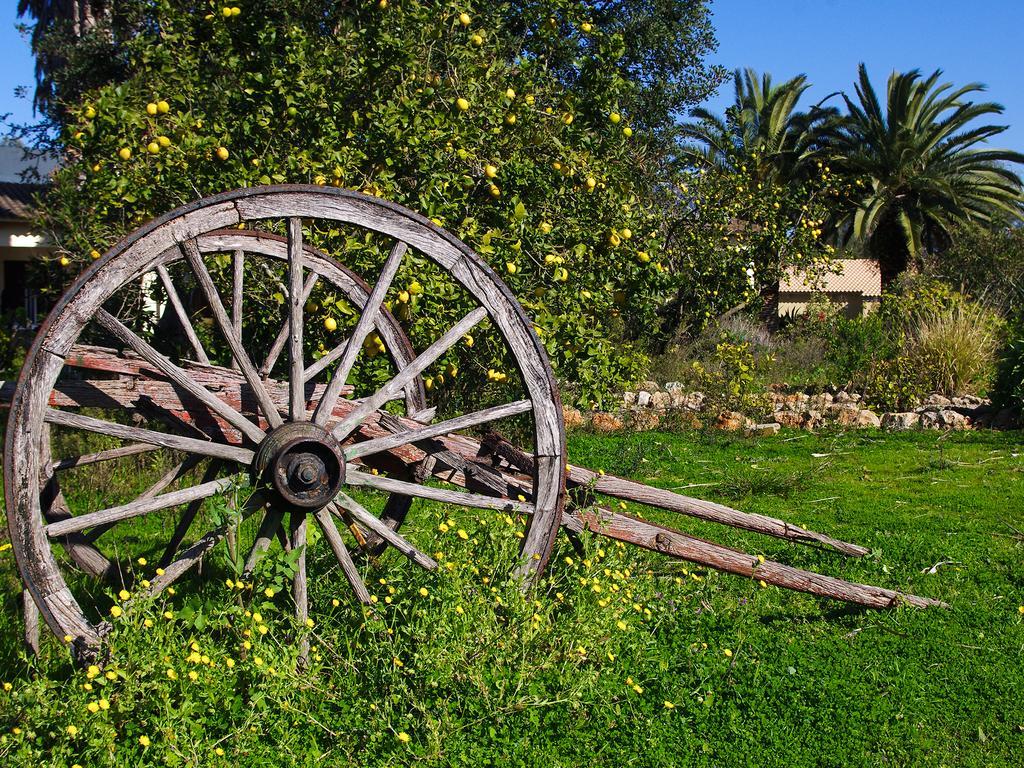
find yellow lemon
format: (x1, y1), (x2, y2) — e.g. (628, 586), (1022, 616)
(323, 317), (337, 332)
(146, 102), (158, 116)
(471, 33), (483, 46)
(146, 141), (160, 154)
(539, 221), (552, 234)
(581, 22), (593, 33)
(610, 112), (621, 124)
(118, 147), (132, 160)
(59, 256), (70, 267)
(562, 113), (574, 125)
(456, 97), (470, 111)
(505, 87), (516, 100)
(458, 12), (471, 25)
(585, 176), (597, 190)
(407, 280), (423, 295)
(157, 100), (169, 114)
(622, 126), (633, 137)
(506, 262), (518, 274)
(222, 6), (232, 17)
(157, 135), (171, 147)
(84, 106), (96, 119)
(488, 184), (500, 197)
(484, 163), (498, 179)
(620, 227), (632, 240)
(215, 146), (229, 160)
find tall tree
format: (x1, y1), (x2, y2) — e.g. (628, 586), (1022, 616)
(826, 64), (1024, 284)
(678, 68), (836, 182)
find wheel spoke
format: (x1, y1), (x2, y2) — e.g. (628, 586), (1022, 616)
(330, 306), (488, 442)
(137, 492), (263, 600)
(312, 507), (372, 604)
(261, 273), (318, 378)
(44, 408), (254, 464)
(156, 264), (210, 365)
(241, 507), (284, 577)
(312, 240), (408, 427)
(87, 455), (204, 544)
(329, 494), (436, 570)
(159, 461), (226, 566)
(230, 250), (244, 371)
(96, 308), (266, 444)
(53, 443), (161, 471)
(45, 476), (238, 538)
(290, 513), (310, 665)
(345, 400), (532, 460)
(303, 334), (351, 382)
(287, 218), (306, 420)
(180, 238), (283, 428)
(345, 466), (534, 514)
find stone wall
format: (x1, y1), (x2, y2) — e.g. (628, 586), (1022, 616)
(564, 383), (1018, 434)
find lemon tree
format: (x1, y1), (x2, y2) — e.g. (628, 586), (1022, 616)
(26, 0), (725, 407)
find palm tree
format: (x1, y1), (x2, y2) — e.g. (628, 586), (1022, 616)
(678, 68), (837, 183)
(825, 64), (1024, 284)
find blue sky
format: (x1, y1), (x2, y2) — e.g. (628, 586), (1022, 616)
(2, 1), (1023, 152)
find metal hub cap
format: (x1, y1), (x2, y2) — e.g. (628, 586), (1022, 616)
(252, 422), (345, 511)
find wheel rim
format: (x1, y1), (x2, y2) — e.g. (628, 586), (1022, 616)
(4, 186), (566, 659)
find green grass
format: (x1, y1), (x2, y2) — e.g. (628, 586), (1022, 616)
(1, 427), (1023, 767)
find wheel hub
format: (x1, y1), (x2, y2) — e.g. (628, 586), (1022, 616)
(251, 422), (345, 511)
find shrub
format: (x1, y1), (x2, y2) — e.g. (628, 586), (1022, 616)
(689, 336), (772, 417)
(906, 303), (1000, 397)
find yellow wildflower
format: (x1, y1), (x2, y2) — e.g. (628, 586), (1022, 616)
(139, 735), (151, 747)
(418, 587), (429, 597)
(67, 725), (79, 736)
(457, 529), (469, 540)
(397, 731), (411, 743)
(87, 701), (100, 713)
(109, 605), (123, 618)
(723, 648), (733, 658)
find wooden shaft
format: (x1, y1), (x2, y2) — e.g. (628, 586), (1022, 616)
(290, 513), (310, 666)
(312, 240), (408, 427)
(230, 250), (244, 370)
(262, 272), (318, 377)
(287, 218), (306, 420)
(345, 400), (532, 460)
(44, 408), (254, 465)
(53, 443), (161, 471)
(180, 238), (284, 429)
(313, 507), (372, 604)
(329, 494), (436, 570)
(345, 466), (533, 514)
(45, 476), (237, 538)
(95, 309), (266, 444)
(575, 507), (945, 609)
(242, 507), (283, 577)
(330, 306), (488, 441)
(566, 465), (870, 557)
(156, 264), (210, 365)
(159, 461), (225, 566)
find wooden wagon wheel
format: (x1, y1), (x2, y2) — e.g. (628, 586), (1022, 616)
(4, 185), (566, 661)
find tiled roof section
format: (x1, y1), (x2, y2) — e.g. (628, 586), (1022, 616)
(0, 182), (46, 221)
(779, 259), (882, 297)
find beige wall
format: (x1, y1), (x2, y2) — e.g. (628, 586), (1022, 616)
(778, 291), (880, 320)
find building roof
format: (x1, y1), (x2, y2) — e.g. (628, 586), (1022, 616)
(0, 182), (46, 221)
(779, 259), (882, 297)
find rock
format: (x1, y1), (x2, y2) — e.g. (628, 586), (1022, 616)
(636, 391), (652, 408)
(683, 392), (706, 411)
(941, 409), (970, 430)
(747, 422), (781, 437)
(562, 406), (586, 429)
(640, 380), (660, 393)
(630, 410), (662, 431)
(651, 391), (672, 410)
(825, 403), (859, 419)
(835, 391), (854, 404)
(925, 393), (952, 406)
(881, 412), (920, 430)
(919, 410), (942, 429)
(803, 409), (824, 430)
(774, 410), (805, 429)
(591, 412), (624, 433)
(854, 409), (881, 428)
(664, 381), (685, 394)
(808, 393), (833, 411)
(623, 391), (637, 406)
(669, 389), (687, 408)
(714, 410), (747, 431)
